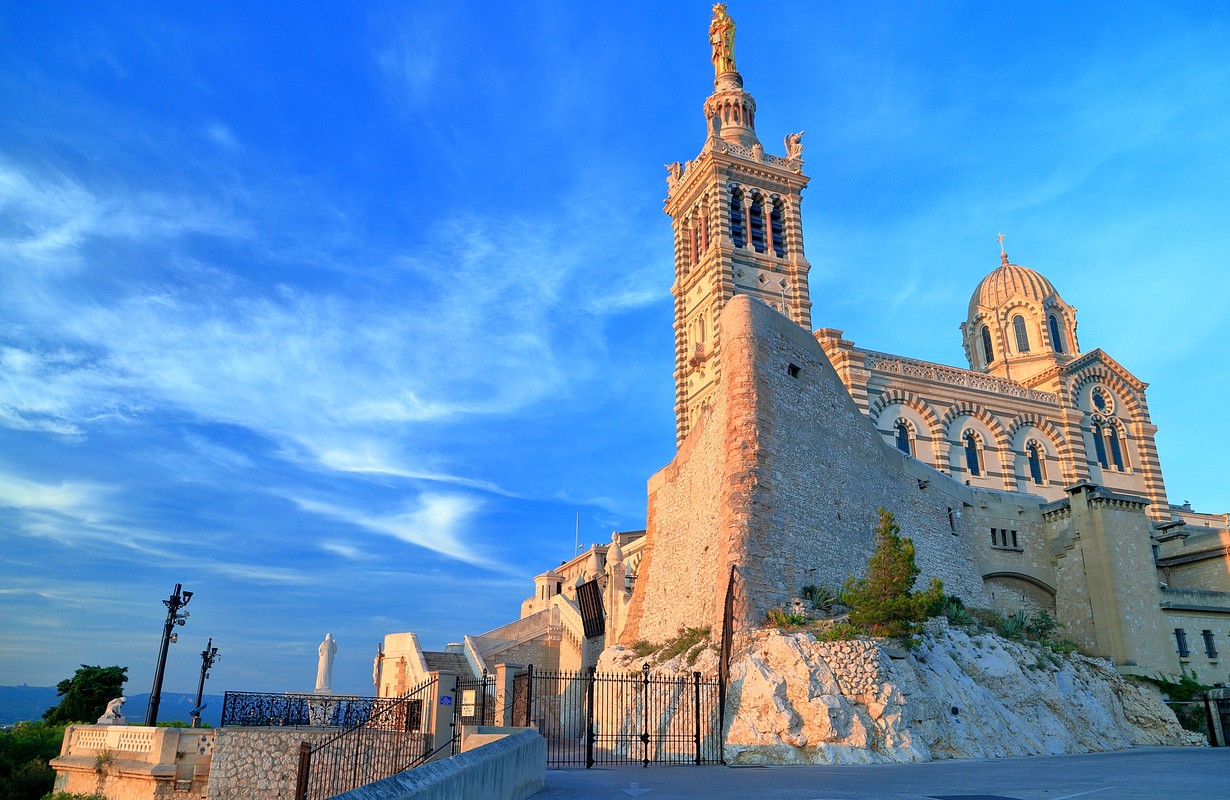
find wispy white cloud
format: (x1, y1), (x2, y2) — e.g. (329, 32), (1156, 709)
(291, 492), (491, 567)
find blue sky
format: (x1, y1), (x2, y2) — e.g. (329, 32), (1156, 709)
(2, 2), (1228, 700)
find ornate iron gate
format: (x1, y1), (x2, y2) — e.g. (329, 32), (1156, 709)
(295, 675), (436, 800)
(517, 664), (723, 768)
(451, 672), (496, 755)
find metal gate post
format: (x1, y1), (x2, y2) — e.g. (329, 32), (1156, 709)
(640, 663), (650, 768)
(585, 666), (596, 769)
(480, 670), (488, 725)
(693, 671), (702, 764)
(294, 741), (310, 800)
(524, 665), (534, 729)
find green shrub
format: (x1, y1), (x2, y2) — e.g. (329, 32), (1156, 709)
(630, 640), (656, 658)
(842, 508), (944, 640)
(766, 607), (809, 628)
(658, 626), (711, 663)
(800, 585), (840, 614)
(0, 721), (66, 800)
(937, 597), (975, 626)
(996, 609), (1030, 640)
(42, 794), (108, 800)
(814, 622), (861, 642)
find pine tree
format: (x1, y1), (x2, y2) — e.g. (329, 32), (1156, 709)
(843, 508), (944, 639)
(43, 665), (128, 724)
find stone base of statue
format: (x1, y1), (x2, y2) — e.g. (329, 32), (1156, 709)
(96, 711), (126, 726)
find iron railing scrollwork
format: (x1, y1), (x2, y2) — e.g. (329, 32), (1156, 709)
(221, 691), (408, 728)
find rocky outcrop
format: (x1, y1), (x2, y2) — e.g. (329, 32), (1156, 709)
(723, 621), (1204, 764)
(600, 619), (1203, 766)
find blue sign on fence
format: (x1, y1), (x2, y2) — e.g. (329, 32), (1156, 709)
(440, 696), (453, 705)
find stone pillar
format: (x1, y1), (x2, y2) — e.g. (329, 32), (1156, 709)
(493, 664), (522, 727)
(426, 671), (457, 762)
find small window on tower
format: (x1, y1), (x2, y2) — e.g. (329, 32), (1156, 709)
(787, 363), (800, 379)
(770, 200), (785, 257)
(981, 326), (994, 365)
(730, 189), (746, 249)
(749, 195), (766, 253)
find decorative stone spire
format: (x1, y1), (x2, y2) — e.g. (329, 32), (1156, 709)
(704, 5), (759, 149)
(606, 531), (625, 569)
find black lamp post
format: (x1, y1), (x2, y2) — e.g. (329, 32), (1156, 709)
(145, 583), (192, 726)
(190, 638), (220, 728)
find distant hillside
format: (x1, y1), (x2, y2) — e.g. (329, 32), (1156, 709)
(0, 686), (222, 727)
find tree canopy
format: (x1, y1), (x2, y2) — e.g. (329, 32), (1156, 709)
(43, 665), (128, 725)
(843, 508), (944, 639)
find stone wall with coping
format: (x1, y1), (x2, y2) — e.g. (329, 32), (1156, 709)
(206, 727), (337, 800)
(51, 725), (215, 800)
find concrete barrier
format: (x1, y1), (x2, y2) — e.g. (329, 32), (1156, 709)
(332, 727), (544, 800)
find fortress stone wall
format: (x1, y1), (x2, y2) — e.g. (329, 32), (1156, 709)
(624, 296), (988, 644)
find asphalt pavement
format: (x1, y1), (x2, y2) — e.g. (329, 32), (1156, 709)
(533, 746), (1229, 799)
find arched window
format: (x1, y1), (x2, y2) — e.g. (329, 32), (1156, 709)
(748, 194), (766, 253)
(1012, 315), (1030, 353)
(1027, 440), (1046, 484)
(1091, 423), (1109, 469)
(770, 200), (785, 257)
(1048, 314), (1065, 354)
(689, 223), (699, 266)
(963, 430), (982, 477)
(700, 207), (710, 253)
(981, 326), (994, 365)
(1107, 425), (1125, 470)
(730, 189), (746, 249)
(895, 420), (913, 456)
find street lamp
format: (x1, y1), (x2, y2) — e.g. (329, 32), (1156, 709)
(190, 638), (220, 728)
(145, 583), (191, 726)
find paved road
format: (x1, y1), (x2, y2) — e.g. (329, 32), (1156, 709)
(534, 746), (1228, 799)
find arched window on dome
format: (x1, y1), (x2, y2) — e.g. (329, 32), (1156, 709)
(894, 420), (913, 456)
(1026, 440), (1046, 485)
(1012, 315), (1030, 353)
(1091, 422), (1109, 469)
(748, 194), (766, 253)
(963, 430), (983, 477)
(980, 326), (995, 365)
(769, 199), (785, 257)
(1048, 314), (1065, 354)
(729, 189), (746, 249)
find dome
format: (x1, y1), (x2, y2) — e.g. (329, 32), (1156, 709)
(967, 254), (1059, 319)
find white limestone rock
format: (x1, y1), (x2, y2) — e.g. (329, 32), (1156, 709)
(719, 622), (1204, 764)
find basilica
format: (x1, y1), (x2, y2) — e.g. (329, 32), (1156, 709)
(375, 7), (1230, 697)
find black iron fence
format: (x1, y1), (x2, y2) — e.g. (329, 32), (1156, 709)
(450, 672), (496, 755)
(221, 691), (409, 728)
(514, 664), (723, 768)
(295, 675), (437, 800)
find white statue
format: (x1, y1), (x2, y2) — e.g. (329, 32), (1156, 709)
(372, 643), (383, 688)
(97, 696), (126, 725)
(785, 131), (804, 160)
(315, 633), (337, 694)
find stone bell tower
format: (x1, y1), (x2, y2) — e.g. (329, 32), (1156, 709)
(665, 5), (812, 445)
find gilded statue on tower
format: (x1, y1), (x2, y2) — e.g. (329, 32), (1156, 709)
(710, 4), (736, 75)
